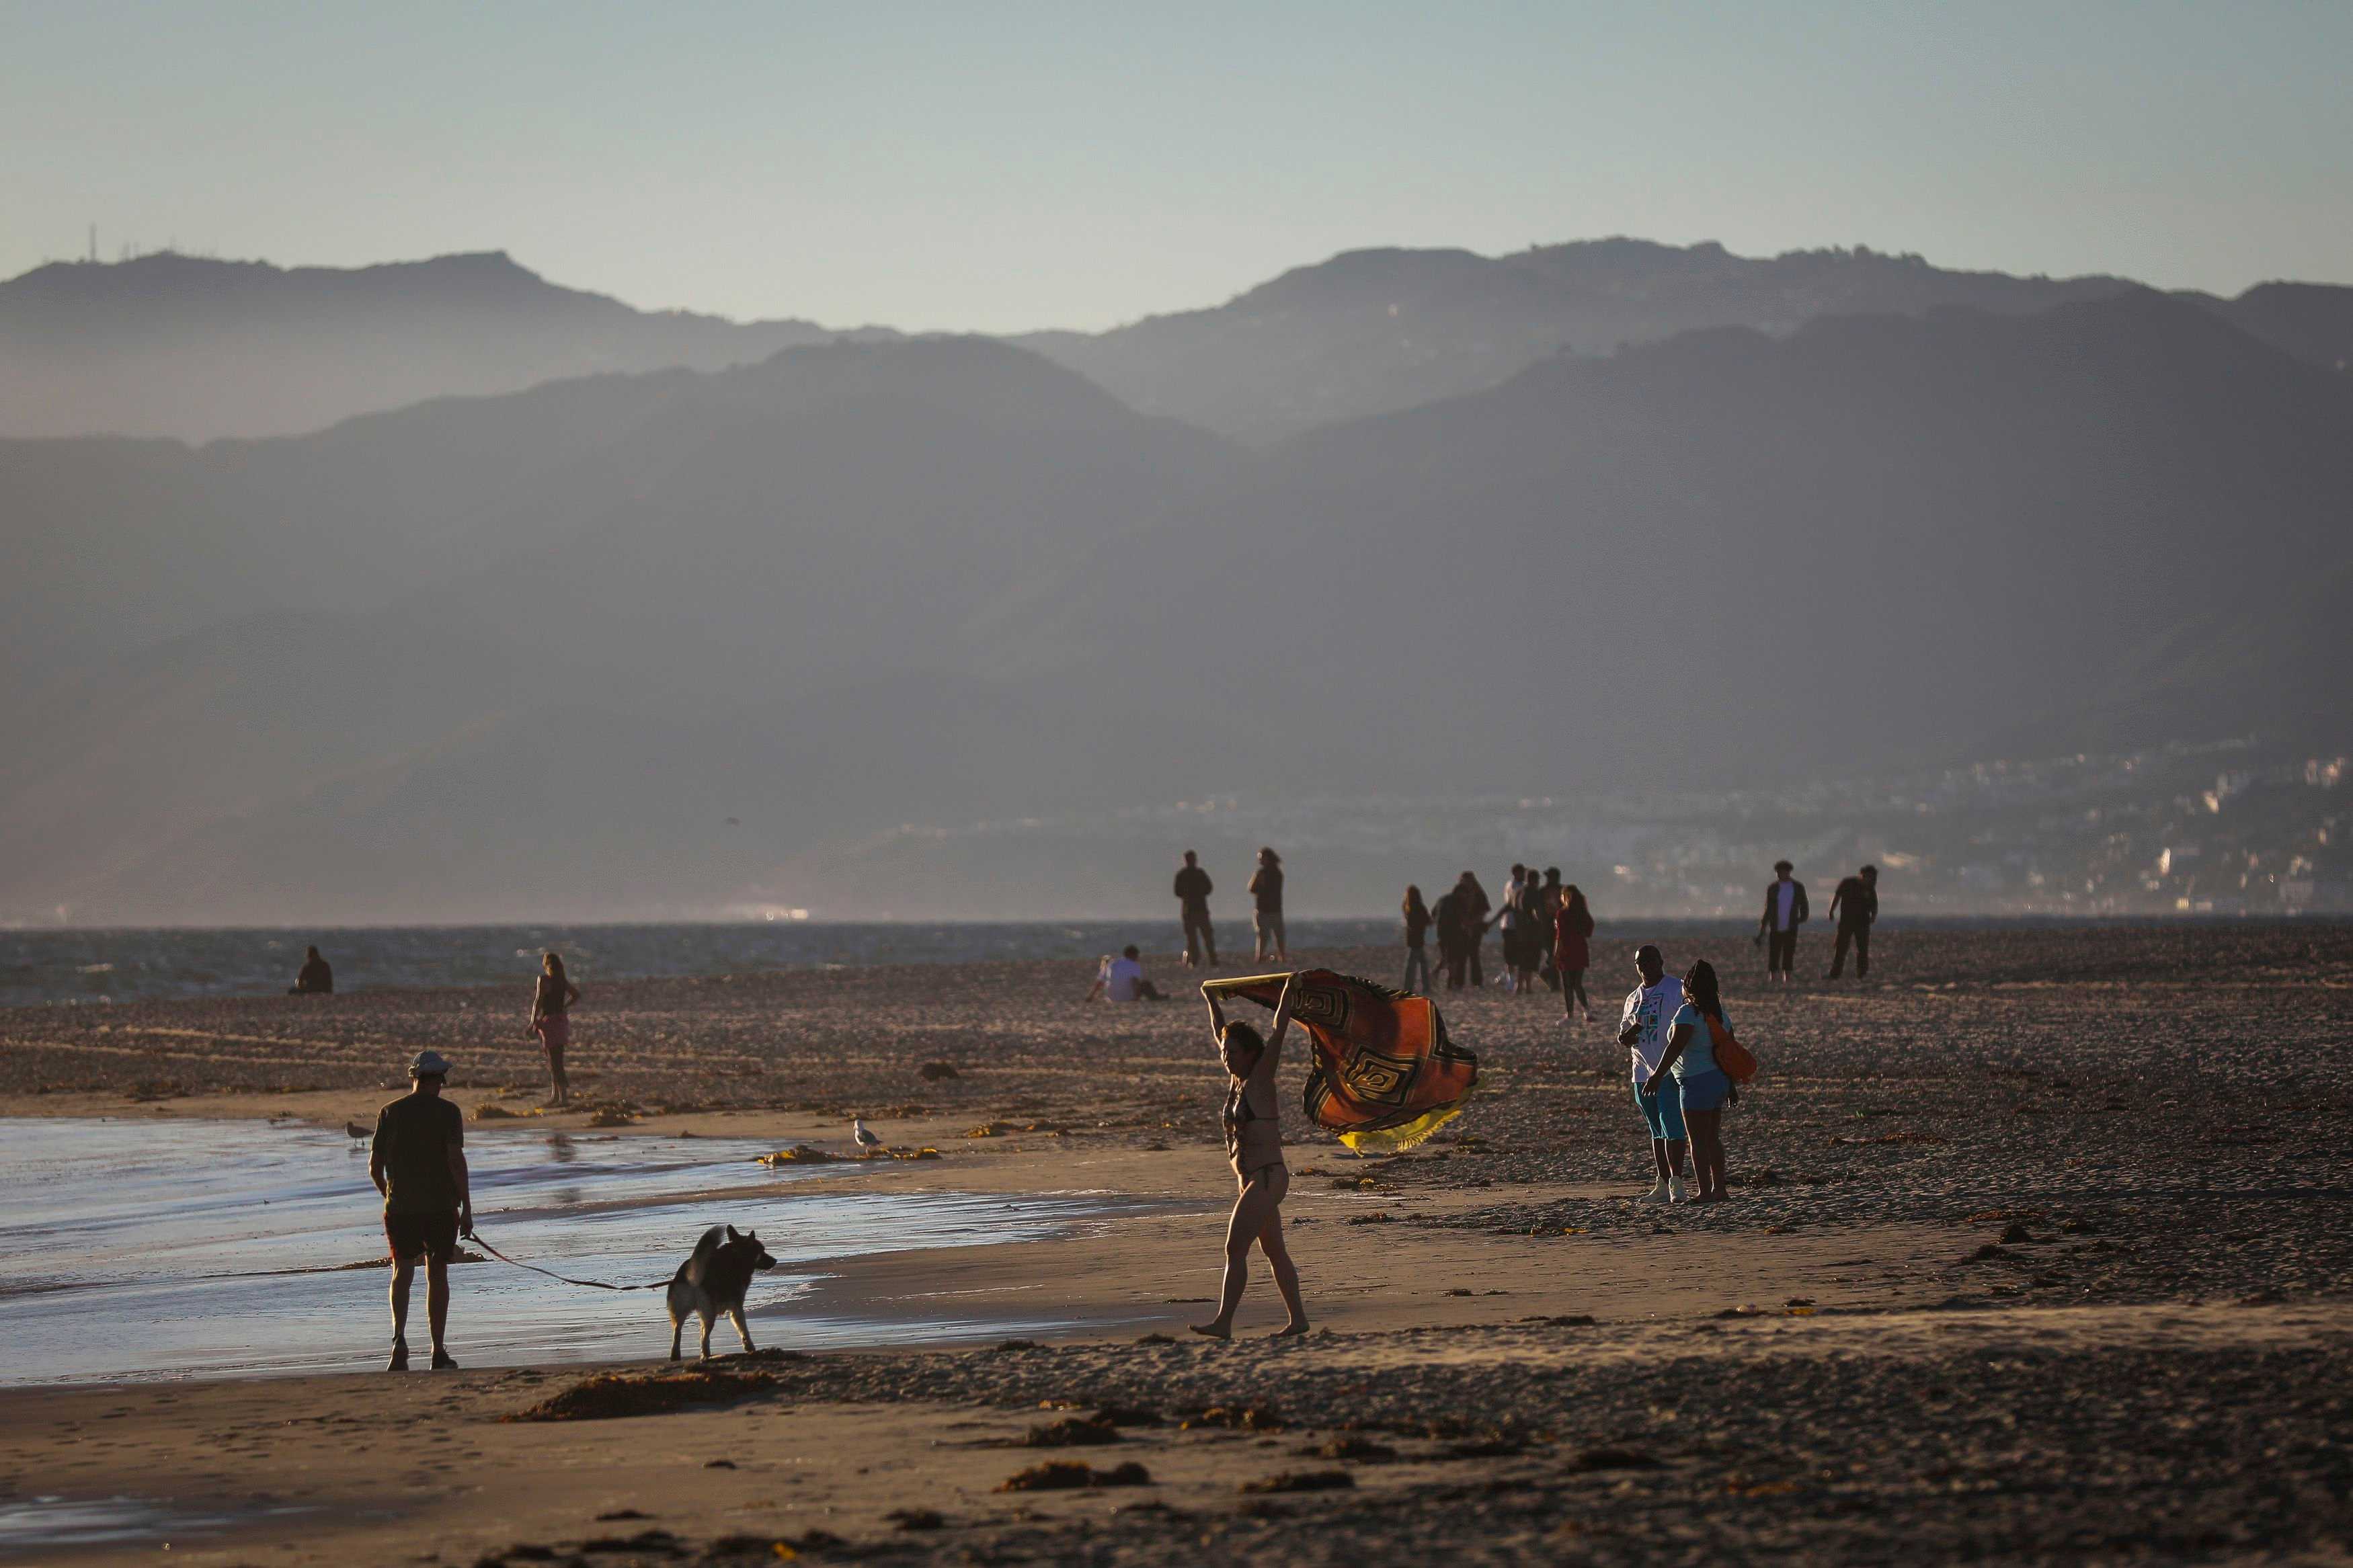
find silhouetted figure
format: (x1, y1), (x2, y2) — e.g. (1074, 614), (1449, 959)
(1755, 861), (1809, 983)
(1173, 850), (1217, 968)
(1456, 871), (1492, 986)
(1537, 867), (1564, 991)
(530, 952), (581, 1107)
(1827, 865), (1880, 979)
(1496, 864), (1531, 993)
(290, 945), (333, 995)
(1554, 884), (1595, 1024)
(1400, 884), (1433, 993)
(1433, 885), (1468, 991)
(1248, 848), (1287, 963)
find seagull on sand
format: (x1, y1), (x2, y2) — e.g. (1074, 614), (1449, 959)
(851, 1118), (884, 1156)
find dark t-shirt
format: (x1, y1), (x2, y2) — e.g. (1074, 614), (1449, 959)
(294, 958), (332, 993)
(372, 1092), (464, 1214)
(1404, 904), (1431, 946)
(1250, 866), (1284, 912)
(1173, 866), (1213, 911)
(1833, 876), (1878, 928)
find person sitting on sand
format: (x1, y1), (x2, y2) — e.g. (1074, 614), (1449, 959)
(1619, 943), (1687, 1204)
(1194, 974), (1308, 1339)
(1647, 959), (1737, 1203)
(289, 945), (333, 995)
(1085, 945), (1164, 1002)
(369, 1049), (473, 1372)
(530, 952), (580, 1108)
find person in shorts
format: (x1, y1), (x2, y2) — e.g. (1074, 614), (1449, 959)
(369, 1049), (473, 1371)
(1647, 960), (1737, 1202)
(1617, 944), (1687, 1203)
(1248, 848), (1287, 963)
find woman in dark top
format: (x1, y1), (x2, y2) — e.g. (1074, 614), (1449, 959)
(1193, 975), (1308, 1339)
(1554, 884), (1595, 1025)
(1400, 885), (1433, 993)
(290, 946), (333, 995)
(529, 952), (581, 1108)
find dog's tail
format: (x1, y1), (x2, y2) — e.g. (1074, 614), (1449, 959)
(677, 1223), (728, 1286)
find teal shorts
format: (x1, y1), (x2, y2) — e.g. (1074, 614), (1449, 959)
(1634, 1080), (1687, 1141)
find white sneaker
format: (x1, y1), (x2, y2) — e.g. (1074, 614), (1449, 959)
(1669, 1176), (1687, 1203)
(1638, 1180), (1671, 1204)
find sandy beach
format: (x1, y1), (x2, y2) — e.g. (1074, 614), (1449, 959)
(3, 923), (2349, 1563)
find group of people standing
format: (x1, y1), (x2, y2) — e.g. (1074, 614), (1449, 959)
(1753, 862), (1880, 980)
(1401, 866), (1597, 1020)
(1172, 846), (1292, 968)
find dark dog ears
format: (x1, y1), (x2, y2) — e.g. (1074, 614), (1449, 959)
(725, 1225), (743, 1241)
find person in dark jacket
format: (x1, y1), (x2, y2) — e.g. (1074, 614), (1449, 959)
(1248, 848), (1287, 963)
(1755, 862), (1809, 983)
(1536, 867), (1564, 991)
(1456, 872), (1492, 987)
(290, 946), (333, 995)
(1433, 886), (1468, 991)
(1174, 850), (1218, 968)
(1826, 865), (1880, 979)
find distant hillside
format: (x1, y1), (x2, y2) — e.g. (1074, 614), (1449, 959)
(0, 337), (1236, 922)
(1000, 290), (2353, 794)
(5, 282), (2350, 923)
(0, 250), (894, 441)
(1016, 239), (2353, 443)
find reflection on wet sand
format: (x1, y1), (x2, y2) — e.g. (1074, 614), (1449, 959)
(0, 1118), (1120, 1386)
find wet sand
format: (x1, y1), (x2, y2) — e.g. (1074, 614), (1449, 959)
(1, 923), (2349, 1562)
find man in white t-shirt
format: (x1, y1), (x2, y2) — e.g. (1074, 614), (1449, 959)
(1617, 943), (1688, 1203)
(1755, 860), (1810, 983)
(1086, 945), (1164, 1003)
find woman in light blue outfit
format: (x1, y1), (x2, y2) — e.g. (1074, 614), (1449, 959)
(1644, 958), (1735, 1202)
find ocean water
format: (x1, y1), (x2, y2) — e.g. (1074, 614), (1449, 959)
(0, 1118), (1120, 1385)
(0, 921), (1395, 1009)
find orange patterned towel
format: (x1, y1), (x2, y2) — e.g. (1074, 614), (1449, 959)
(1220, 969), (1478, 1152)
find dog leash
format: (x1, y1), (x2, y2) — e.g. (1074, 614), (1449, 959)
(464, 1226), (669, 1292)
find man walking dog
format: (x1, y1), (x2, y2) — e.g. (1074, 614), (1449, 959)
(370, 1049), (472, 1371)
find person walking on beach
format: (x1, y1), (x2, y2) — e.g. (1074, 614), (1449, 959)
(1647, 960), (1736, 1202)
(289, 945), (333, 995)
(1193, 975), (1308, 1339)
(1536, 867), (1564, 992)
(369, 1049), (472, 1371)
(530, 952), (580, 1107)
(1401, 884), (1433, 993)
(1555, 884), (1595, 1025)
(1458, 871), (1492, 986)
(1433, 883), (1469, 991)
(1618, 944), (1687, 1204)
(1173, 850), (1218, 968)
(1248, 848), (1288, 964)
(1756, 861), (1809, 983)
(1827, 864), (1880, 979)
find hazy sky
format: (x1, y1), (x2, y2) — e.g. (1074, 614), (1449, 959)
(6, 1), (2348, 332)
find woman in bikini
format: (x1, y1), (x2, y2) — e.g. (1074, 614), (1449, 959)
(1193, 973), (1309, 1339)
(529, 951), (581, 1108)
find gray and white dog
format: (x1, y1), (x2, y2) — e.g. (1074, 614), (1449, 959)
(666, 1224), (776, 1360)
